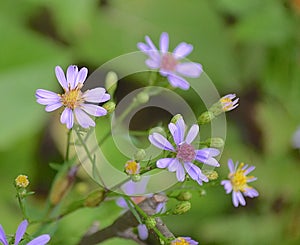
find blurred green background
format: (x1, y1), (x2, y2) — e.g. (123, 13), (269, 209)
(0, 0), (300, 244)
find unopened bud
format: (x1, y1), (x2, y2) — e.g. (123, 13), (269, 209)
(199, 189), (206, 196)
(149, 126), (165, 135)
(173, 201), (191, 215)
(170, 114), (183, 124)
(136, 92), (149, 104)
(204, 137), (224, 148)
(177, 191), (192, 201)
(105, 71), (118, 97)
(145, 217), (156, 229)
(102, 101), (116, 113)
(131, 174), (141, 182)
(134, 149), (146, 161)
(198, 111), (215, 125)
(84, 189), (106, 207)
(203, 170), (219, 180)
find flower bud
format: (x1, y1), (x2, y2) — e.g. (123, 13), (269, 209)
(198, 111), (215, 125)
(149, 126), (165, 135)
(131, 174), (142, 182)
(15, 175), (29, 188)
(84, 189), (106, 207)
(145, 217), (156, 229)
(176, 191), (192, 201)
(136, 92), (149, 104)
(105, 71), (118, 97)
(203, 170), (219, 180)
(173, 201), (191, 215)
(204, 137), (224, 148)
(134, 149), (146, 161)
(170, 114), (183, 124)
(125, 160), (140, 175)
(102, 101), (116, 113)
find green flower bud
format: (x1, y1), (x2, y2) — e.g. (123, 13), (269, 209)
(134, 149), (146, 161)
(145, 217), (157, 229)
(102, 101), (116, 113)
(131, 174), (141, 182)
(198, 111), (215, 125)
(105, 71), (118, 97)
(170, 114), (183, 124)
(177, 191), (192, 201)
(199, 189), (206, 196)
(204, 137), (224, 148)
(173, 201), (191, 215)
(84, 189), (106, 207)
(136, 92), (149, 104)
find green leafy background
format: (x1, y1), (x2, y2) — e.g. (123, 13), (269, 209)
(0, 0), (300, 244)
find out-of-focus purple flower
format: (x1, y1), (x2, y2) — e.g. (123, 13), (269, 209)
(292, 126), (300, 149)
(35, 65), (110, 129)
(219, 94), (239, 112)
(116, 177), (166, 241)
(221, 159), (259, 207)
(171, 236), (198, 245)
(0, 220), (50, 245)
(137, 32), (203, 90)
(149, 117), (220, 185)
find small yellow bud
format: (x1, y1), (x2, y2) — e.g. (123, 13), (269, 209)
(173, 201), (191, 215)
(203, 170), (219, 180)
(102, 101), (116, 113)
(15, 175), (29, 188)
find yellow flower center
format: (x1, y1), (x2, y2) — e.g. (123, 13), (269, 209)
(229, 163), (250, 192)
(220, 97), (233, 111)
(125, 160), (140, 175)
(172, 237), (189, 245)
(61, 87), (83, 109)
(15, 175), (29, 188)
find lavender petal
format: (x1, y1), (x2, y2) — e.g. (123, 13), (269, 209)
(81, 104), (107, 117)
(185, 124), (199, 144)
(176, 164), (185, 182)
(167, 158), (180, 172)
(83, 88), (110, 103)
(0, 225), (8, 245)
(74, 108), (95, 128)
(228, 159), (235, 173)
(236, 191), (246, 206)
(167, 74), (190, 90)
(55, 66), (68, 90)
(60, 108), (74, 129)
(15, 220), (28, 245)
(159, 32), (169, 53)
(75, 67), (88, 84)
(66, 65), (78, 89)
(157, 158), (175, 169)
(176, 62), (203, 78)
(45, 102), (63, 112)
(173, 42), (193, 58)
(137, 224), (149, 240)
(27, 234), (50, 245)
(149, 133), (175, 151)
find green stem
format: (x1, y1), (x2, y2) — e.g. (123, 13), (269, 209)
(65, 129), (72, 161)
(17, 192), (29, 221)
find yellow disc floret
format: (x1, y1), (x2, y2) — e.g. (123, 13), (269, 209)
(229, 163), (254, 192)
(125, 160), (140, 175)
(15, 175), (29, 188)
(220, 97), (234, 111)
(61, 86), (83, 109)
(172, 237), (189, 245)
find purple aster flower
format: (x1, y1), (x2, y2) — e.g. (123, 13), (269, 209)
(35, 65), (110, 129)
(137, 32), (203, 90)
(149, 117), (220, 185)
(221, 159), (259, 207)
(0, 220), (50, 245)
(171, 236), (198, 245)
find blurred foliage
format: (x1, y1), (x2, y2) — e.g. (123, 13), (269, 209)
(0, 0), (300, 244)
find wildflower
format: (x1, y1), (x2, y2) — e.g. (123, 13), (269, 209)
(149, 117), (220, 185)
(116, 178), (166, 241)
(219, 94), (239, 112)
(125, 160), (141, 175)
(137, 32), (202, 90)
(221, 159), (259, 207)
(0, 220), (50, 245)
(35, 65), (110, 129)
(15, 175), (29, 188)
(171, 237), (198, 245)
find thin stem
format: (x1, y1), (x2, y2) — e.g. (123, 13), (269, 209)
(17, 192), (29, 221)
(65, 129), (72, 161)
